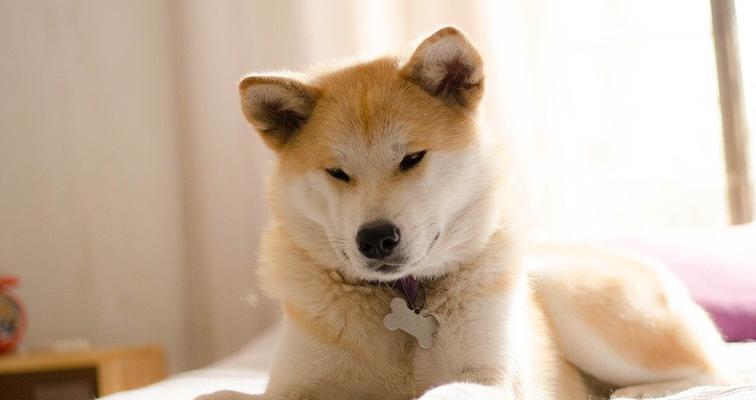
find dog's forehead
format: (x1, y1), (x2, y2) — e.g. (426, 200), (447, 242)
(315, 60), (413, 141)
(331, 129), (405, 172)
(278, 58), (477, 174)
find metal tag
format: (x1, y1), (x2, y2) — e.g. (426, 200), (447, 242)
(383, 297), (438, 349)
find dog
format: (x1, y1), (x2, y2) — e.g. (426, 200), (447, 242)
(198, 27), (729, 400)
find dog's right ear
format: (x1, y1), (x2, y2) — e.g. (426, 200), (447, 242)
(239, 76), (319, 151)
(401, 27), (484, 109)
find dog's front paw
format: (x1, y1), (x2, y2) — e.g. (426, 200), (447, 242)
(194, 390), (261, 400)
(418, 383), (507, 400)
(611, 386), (667, 399)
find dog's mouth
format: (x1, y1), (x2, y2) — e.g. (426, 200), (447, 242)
(361, 231), (441, 277)
(367, 258), (406, 273)
(376, 264), (401, 274)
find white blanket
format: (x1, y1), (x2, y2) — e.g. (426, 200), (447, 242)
(102, 325), (756, 400)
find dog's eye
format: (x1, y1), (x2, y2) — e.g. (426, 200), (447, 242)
(399, 150), (426, 172)
(325, 168), (350, 183)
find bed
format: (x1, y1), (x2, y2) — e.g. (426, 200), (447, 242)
(103, 227), (756, 399)
(100, 322), (756, 400)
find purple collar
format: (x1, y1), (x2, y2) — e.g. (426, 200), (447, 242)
(392, 275), (424, 311)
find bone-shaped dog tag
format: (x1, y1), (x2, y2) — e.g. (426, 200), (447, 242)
(383, 297), (438, 349)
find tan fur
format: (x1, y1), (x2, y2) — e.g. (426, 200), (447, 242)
(570, 272), (714, 372)
(530, 244), (722, 372)
(531, 244), (728, 393)
(263, 58), (478, 177)
(198, 27), (728, 400)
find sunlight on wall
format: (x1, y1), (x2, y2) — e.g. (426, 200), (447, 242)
(481, 0), (729, 239)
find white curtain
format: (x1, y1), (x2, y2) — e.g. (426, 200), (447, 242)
(173, 0), (734, 367)
(2, 0), (747, 372)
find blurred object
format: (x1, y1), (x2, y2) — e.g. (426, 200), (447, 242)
(711, 0), (753, 224)
(0, 276), (26, 353)
(0, 344), (167, 399)
(608, 223), (756, 342)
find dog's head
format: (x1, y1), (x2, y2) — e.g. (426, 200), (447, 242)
(240, 27), (503, 282)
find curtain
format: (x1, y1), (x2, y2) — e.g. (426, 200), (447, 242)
(173, 0), (734, 367)
(2, 0), (746, 372)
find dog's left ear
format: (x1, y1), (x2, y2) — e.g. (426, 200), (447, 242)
(401, 27), (484, 109)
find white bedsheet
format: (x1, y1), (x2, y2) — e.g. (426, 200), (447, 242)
(102, 325), (280, 400)
(102, 325), (756, 400)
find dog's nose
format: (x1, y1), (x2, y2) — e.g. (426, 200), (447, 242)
(356, 220), (401, 260)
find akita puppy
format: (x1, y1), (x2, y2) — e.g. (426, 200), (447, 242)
(199, 27), (728, 400)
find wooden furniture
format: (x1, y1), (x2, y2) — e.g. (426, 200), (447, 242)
(0, 345), (167, 400)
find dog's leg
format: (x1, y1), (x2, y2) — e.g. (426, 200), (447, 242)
(532, 247), (730, 398)
(194, 390), (263, 400)
(417, 383), (511, 400)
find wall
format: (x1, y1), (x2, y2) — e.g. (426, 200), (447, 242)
(0, 1), (190, 370)
(0, 0), (291, 372)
